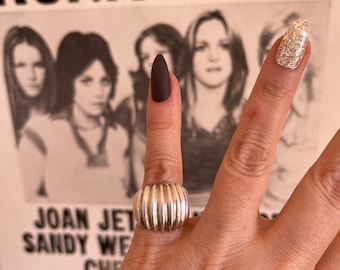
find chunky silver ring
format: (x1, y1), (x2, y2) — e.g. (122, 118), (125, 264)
(133, 183), (189, 232)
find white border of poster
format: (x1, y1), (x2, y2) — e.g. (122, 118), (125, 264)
(0, 0), (338, 269)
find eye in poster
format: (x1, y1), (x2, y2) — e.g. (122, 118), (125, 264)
(0, 0), (334, 269)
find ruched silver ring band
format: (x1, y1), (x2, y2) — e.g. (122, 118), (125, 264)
(133, 183), (190, 232)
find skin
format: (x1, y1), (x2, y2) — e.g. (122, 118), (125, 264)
(140, 36), (174, 78)
(120, 38), (340, 269)
(13, 43), (46, 98)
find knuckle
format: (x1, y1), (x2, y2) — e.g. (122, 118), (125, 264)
(144, 153), (181, 182)
(227, 132), (274, 177)
(310, 161), (340, 211)
(260, 78), (292, 104)
(147, 113), (176, 134)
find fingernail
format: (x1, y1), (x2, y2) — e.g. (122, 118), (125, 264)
(275, 17), (309, 69)
(151, 54), (171, 102)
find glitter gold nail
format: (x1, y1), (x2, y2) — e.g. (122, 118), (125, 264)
(275, 17), (309, 69)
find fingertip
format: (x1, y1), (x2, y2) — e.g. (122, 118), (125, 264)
(143, 69), (183, 188)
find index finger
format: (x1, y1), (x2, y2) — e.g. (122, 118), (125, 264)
(143, 55), (183, 187)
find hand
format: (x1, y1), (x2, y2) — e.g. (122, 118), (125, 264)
(120, 24), (340, 269)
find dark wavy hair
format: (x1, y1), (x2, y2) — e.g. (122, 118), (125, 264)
(177, 10), (248, 116)
(53, 32), (118, 113)
(3, 26), (56, 142)
(130, 23), (183, 102)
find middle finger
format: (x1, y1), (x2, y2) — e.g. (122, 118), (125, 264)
(202, 18), (311, 237)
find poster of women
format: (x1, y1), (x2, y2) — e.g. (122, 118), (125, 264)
(0, 0), (338, 269)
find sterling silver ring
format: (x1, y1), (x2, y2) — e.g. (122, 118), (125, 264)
(133, 183), (189, 232)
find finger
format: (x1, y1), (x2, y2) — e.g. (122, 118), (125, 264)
(202, 18), (311, 234)
(266, 130), (340, 268)
(143, 54), (182, 187)
(315, 231), (340, 269)
(125, 55), (184, 267)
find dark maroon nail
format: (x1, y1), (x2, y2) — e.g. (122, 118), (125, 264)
(151, 54), (171, 102)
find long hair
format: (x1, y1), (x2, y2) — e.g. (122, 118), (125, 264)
(258, 12), (301, 65)
(177, 10), (248, 120)
(3, 26), (56, 142)
(130, 23), (183, 102)
(53, 32), (118, 115)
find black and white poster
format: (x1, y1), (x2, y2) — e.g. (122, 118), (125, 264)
(0, 0), (338, 269)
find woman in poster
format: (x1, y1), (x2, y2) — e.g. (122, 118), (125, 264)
(3, 26), (56, 144)
(18, 32), (131, 204)
(257, 12), (318, 218)
(115, 23), (183, 193)
(178, 10), (248, 205)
